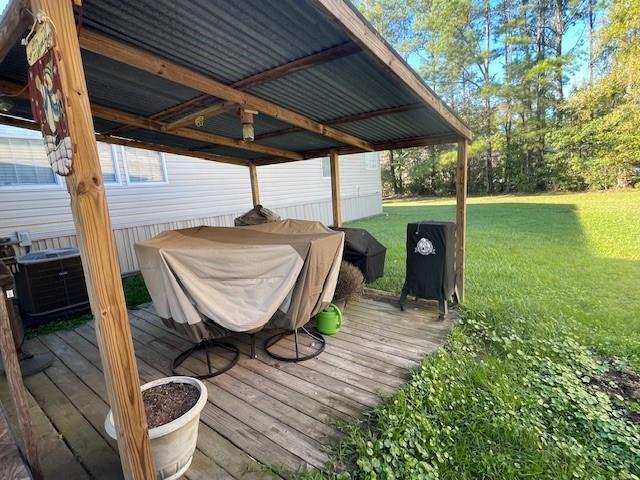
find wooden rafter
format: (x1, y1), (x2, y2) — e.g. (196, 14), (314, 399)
(0, 78), (302, 160)
(0, 0), (29, 64)
(310, 0), (473, 141)
(0, 114), (250, 166)
(255, 103), (424, 142)
(253, 133), (460, 166)
(77, 29), (375, 152)
(164, 101), (237, 131)
(164, 42), (361, 131)
(90, 104), (303, 160)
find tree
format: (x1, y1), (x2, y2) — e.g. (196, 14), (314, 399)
(358, 0), (634, 195)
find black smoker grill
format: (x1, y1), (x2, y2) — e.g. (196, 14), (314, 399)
(400, 221), (457, 318)
(16, 248), (89, 325)
(331, 227), (386, 283)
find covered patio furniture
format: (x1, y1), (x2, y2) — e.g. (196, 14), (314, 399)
(135, 219), (344, 374)
(0, 0), (471, 476)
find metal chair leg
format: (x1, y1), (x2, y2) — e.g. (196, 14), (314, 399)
(250, 333), (257, 359)
(172, 340), (240, 379)
(264, 327), (325, 362)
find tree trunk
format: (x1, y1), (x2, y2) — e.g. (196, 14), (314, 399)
(484, 0), (493, 194)
(552, 0), (565, 120)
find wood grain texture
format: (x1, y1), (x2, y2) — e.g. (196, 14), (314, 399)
(0, 397), (32, 480)
(8, 296), (452, 478)
(30, 0), (155, 478)
(254, 134), (460, 166)
(330, 149), (342, 227)
(0, 0), (29, 65)
(456, 139), (469, 302)
(78, 29), (374, 152)
(0, 112), (249, 167)
(249, 163), (260, 206)
(90, 104), (303, 161)
(310, 0), (473, 141)
(0, 78), (296, 162)
(0, 291), (41, 479)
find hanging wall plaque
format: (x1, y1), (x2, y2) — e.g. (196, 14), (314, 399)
(26, 21), (73, 176)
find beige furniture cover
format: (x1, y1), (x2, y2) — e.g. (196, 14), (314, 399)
(134, 220), (344, 342)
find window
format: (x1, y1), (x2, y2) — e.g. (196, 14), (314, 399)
(365, 153), (379, 170)
(123, 147), (167, 184)
(97, 143), (119, 184)
(0, 135), (58, 187)
(321, 157), (331, 178)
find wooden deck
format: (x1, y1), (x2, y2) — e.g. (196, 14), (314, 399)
(0, 296), (454, 479)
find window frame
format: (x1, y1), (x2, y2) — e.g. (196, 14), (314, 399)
(121, 146), (169, 186)
(99, 143), (122, 186)
(0, 136), (63, 190)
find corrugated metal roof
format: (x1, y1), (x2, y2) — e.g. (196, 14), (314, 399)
(0, 0), (470, 163)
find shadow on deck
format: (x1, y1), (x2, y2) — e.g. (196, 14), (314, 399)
(0, 296), (455, 479)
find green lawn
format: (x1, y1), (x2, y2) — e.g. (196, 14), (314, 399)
(307, 191), (640, 479)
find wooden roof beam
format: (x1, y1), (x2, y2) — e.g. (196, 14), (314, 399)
(0, 78), (302, 160)
(163, 42), (362, 131)
(78, 30), (374, 152)
(0, 114), (250, 166)
(89, 105), (303, 161)
(253, 133), (460, 166)
(0, 0), (29, 64)
(164, 101), (237, 131)
(255, 103), (424, 141)
(310, 0), (473, 141)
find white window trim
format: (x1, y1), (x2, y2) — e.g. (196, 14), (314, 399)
(0, 176), (64, 190)
(121, 146), (169, 186)
(0, 136), (64, 190)
(0, 139), (121, 189)
(102, 144), (122, 185)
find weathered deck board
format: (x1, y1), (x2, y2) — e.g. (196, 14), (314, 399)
(0, 297), (454, 479)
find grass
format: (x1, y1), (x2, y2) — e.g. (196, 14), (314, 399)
(301, 190), (640, 480)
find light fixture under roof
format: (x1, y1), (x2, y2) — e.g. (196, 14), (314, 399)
(240, 107), (258, 142)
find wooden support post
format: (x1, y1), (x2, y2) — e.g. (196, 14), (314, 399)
(249, 163), (260, 206)
(0, 291), (42, 480)
(455, 139), (468, 303)
(31, 1), (155, 478)
(330, 149), (342, 227)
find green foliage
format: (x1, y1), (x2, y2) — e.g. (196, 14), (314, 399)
(362, 0), (639, 196)
(25, 314), (93, 339)
(296, 192), (640, 479)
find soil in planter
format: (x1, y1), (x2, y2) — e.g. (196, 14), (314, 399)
(142, 383), (200, 429)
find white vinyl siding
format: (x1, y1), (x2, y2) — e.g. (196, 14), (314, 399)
(123, 147), (166, 184)
(0, 137), (58, 186)
(365, 152), (379, 170)
(0, 126), (382, 273)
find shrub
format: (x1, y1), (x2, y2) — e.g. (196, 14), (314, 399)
(333, 261), (364, 304)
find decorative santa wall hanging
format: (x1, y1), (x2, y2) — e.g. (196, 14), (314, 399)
(26, 19), (73, 176)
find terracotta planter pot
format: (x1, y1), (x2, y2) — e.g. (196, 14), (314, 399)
(104, 376), (207, 480)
